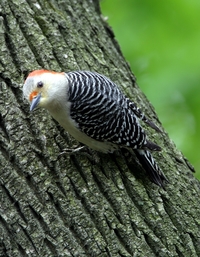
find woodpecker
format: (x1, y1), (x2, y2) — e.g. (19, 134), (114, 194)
(23, 69), (168, 187)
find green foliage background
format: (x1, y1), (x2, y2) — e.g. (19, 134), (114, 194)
(101, 0), (200, 179)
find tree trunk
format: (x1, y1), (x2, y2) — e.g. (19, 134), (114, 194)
(0, 1), (200, 256)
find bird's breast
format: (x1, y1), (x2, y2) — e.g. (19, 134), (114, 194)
(48, 107), (118, 153)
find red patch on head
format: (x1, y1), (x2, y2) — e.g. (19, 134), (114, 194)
(29, 91), (38, 101)
(27, 69), (64, 78)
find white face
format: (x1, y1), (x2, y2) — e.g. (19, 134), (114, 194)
(23, 70), (67, 111)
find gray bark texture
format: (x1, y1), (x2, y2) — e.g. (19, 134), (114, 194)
(0, 0), (200, 256)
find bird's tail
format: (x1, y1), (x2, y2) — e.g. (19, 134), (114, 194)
(135, 149), (168, 187)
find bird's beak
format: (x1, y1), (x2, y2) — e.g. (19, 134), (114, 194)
(30, 93), (41, 111)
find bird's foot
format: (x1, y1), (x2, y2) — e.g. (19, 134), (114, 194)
(59, 145), (87, 156)
(58, 145), (101, 164)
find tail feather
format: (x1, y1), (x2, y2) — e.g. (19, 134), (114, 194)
(135, 149), (168, 187)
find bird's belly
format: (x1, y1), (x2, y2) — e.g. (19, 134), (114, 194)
(49, 110), (117, 153)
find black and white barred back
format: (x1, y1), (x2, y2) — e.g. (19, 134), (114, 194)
(65, 71), (168, 187)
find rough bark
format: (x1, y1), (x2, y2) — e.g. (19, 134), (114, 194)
(0, 0), (200, 256)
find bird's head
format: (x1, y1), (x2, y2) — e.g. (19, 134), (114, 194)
(23, 69), (67, 111)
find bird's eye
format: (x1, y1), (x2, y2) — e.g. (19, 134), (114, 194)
(37, 81), (43, 88)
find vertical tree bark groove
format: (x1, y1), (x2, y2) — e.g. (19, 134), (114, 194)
(0, 0), (200, 256)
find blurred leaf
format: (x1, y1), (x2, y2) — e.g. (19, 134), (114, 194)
(101, 0), (200, 179)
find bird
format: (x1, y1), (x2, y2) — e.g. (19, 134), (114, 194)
(23, 69), (168, 187)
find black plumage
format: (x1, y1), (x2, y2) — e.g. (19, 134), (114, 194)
(65, 71), (168, 187)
